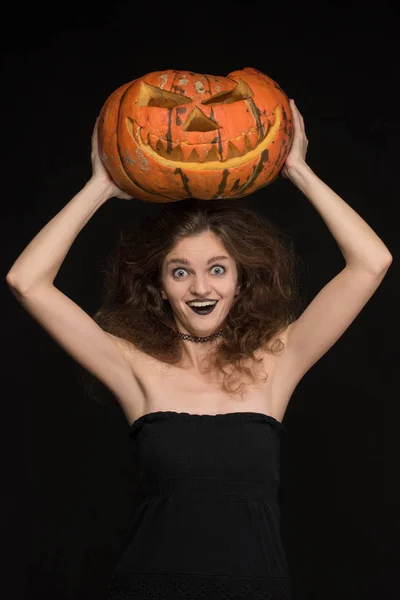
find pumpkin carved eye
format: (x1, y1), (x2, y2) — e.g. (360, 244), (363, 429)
(201, 78), (254, 106)
(137, 81), (192, 108)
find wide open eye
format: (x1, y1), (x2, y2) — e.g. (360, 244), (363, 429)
(137, 81), (192, 108)
(201, 78), (254, 106)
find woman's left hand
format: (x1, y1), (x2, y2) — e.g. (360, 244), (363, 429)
(281, 99), (309, 178)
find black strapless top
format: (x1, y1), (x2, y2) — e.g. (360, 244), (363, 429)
(107, 411), (291, 599)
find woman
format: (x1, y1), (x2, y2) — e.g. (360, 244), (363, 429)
(6, 100), (392, 599)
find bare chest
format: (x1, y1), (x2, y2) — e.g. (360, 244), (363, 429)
(117, 329), (295, 426)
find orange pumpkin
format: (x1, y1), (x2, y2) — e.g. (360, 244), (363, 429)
(98, 67), (293, 202)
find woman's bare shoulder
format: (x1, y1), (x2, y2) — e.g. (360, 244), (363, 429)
(107, 333), (150, 365)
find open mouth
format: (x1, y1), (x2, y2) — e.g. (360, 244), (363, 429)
(187, 301), (218, 315)
(125, 105), (282, 169)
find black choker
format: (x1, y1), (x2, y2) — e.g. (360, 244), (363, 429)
(176, 329), (225, 343)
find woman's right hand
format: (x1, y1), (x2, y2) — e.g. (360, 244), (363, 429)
(90, 118), (133, 200)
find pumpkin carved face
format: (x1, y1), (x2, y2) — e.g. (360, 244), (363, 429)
(98, 67), (293, 202)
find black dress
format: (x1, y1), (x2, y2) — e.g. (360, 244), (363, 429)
(107, 411), (292, 599)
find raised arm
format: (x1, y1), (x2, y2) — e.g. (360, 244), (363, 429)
(6, 119), (132, 291)
(5, 121), (138, 411)
(273, 100), (392, 420)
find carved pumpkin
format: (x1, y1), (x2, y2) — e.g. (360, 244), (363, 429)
(98, 67), (293, 203)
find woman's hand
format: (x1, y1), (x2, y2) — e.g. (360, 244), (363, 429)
(90, 118), (133, 200)
(281, 99), (309, 179)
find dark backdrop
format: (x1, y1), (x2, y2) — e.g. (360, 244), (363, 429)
(3, 1), (399, 599)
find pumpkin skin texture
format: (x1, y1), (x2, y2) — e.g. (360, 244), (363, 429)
(98, 68), (293, 203)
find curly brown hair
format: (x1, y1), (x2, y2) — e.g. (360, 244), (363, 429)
(78, 197), (306, 403)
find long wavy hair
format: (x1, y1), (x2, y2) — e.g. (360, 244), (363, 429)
(78, 197), (306, 403)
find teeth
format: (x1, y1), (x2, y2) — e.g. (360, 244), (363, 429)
(187, 300), (217, 307)
(133, 123), (263, 163)
(204, 146), (221, 162)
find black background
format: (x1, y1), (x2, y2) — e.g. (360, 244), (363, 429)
(2, 1), (399, 598)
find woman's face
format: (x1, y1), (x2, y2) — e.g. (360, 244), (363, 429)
(161, 231), (240, 336)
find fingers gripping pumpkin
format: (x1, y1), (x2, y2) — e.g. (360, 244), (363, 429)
(98, 67), (293, 203)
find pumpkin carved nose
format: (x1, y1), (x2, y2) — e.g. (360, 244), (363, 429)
(182, 106), (220, 132)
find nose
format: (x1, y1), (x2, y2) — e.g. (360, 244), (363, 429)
(182, 107), (220, 132)
(190, 275), (213, 296)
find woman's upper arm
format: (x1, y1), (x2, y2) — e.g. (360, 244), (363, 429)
(7, 282), (136, 398)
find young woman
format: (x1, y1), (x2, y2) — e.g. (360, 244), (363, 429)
(7, 100), (392, 599)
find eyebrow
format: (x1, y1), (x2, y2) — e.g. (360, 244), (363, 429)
(166, 254), (230, 267)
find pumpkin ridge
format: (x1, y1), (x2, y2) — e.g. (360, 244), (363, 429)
(230, 148), (269, 197)
(212, 169), (230, 199)
(116, 90), (174, 201)
(246, 97), (264, 144)
(173, 167), (192, 197)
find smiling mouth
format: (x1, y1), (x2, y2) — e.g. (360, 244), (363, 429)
(187, 301), (218, 315)
(125, 105), (282, 169)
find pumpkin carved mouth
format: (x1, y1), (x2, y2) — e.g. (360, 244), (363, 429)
(126, 105), (283, 170)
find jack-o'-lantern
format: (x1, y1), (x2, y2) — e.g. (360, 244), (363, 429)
(98, 67), (293, 202)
